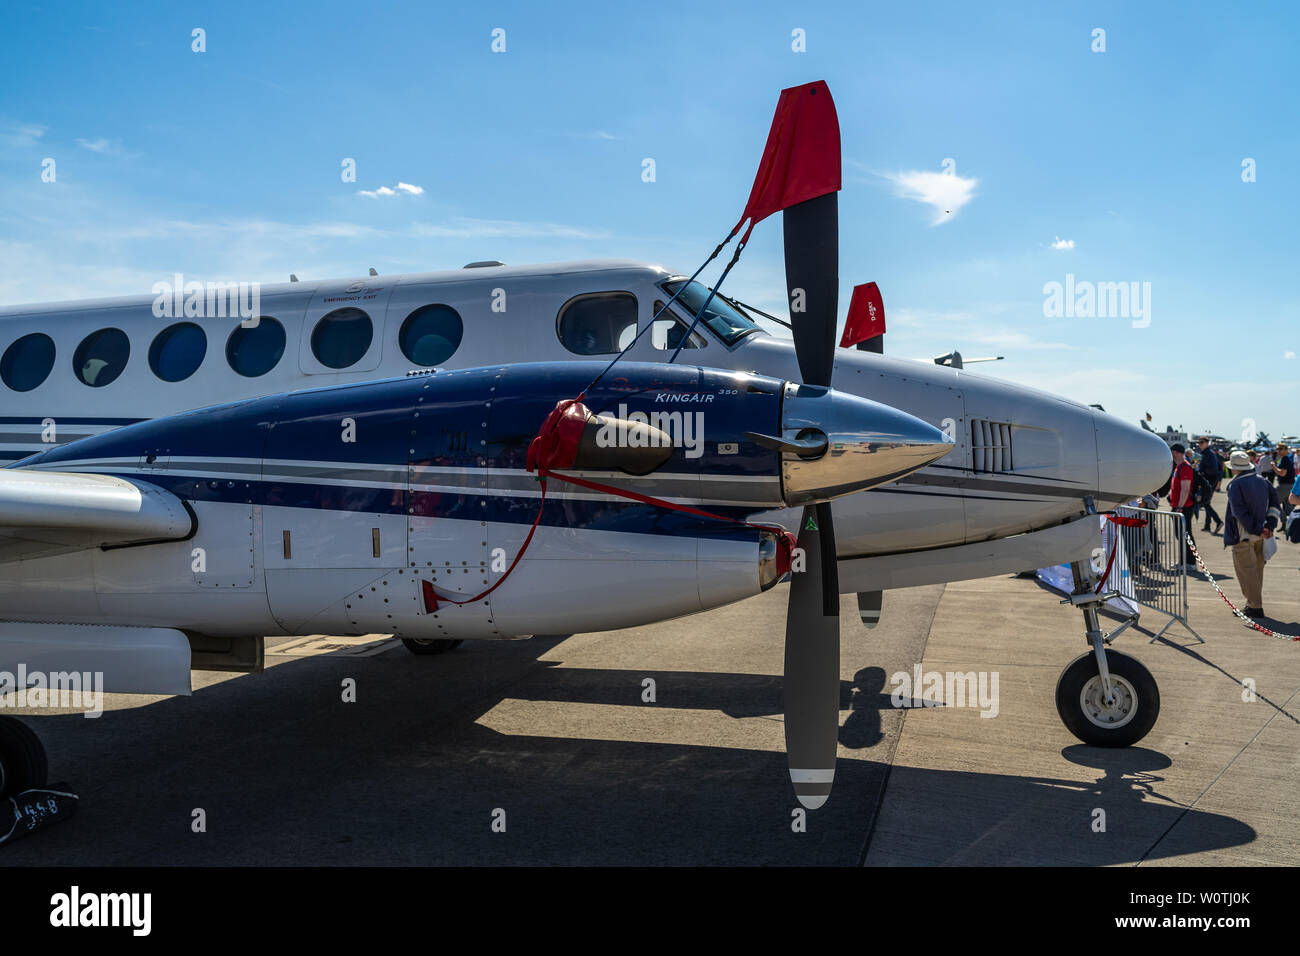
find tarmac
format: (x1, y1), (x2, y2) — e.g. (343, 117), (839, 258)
(3, 490), (1297, 865)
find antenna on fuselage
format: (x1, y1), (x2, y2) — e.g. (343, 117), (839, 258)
(932, 351), (1003, 370)
(289, 274), (299, 282)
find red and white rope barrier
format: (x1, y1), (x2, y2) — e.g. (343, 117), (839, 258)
(1184, 532), (1300, 641)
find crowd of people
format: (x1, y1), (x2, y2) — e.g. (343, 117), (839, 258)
(1165, 437), (1289, 619)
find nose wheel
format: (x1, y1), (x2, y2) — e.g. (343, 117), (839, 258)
(400, 638), (463, 656)
(1055, 649), (1159, 746)
(0, 716), (48, 799)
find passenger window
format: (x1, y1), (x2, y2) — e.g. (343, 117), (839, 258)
(148, 322), (207, 382)
(400, 304), (463, 366)
(1, 332), (56, 392)
(73, 327), (130, 387)
(226, 317), (286, 377)
(311, 307), (373, 369)
(557, 292), (638, 355)
(651, 300), (704, 350)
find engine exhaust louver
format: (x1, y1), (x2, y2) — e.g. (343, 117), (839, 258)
(970, 419), (1013, 473)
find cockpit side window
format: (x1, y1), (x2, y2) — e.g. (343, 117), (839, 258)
(658, 278), (763, 345)
(556, 291), (638, 355)
(650, 300), (704, 350)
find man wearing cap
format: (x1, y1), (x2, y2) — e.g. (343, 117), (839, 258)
(1224, 450), (1282, 618)
(1196, 437), (1224, 533)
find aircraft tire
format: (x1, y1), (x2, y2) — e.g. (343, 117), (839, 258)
(1055, 650), (1159, 747)
(0, 717), (49, 799)
(401, 638), (463, 656)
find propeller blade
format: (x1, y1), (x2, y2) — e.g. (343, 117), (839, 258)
(784, 502), (840, 809)
(783, 192), (839, 387)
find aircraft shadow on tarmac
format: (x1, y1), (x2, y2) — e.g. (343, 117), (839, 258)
(2, 643), (1256, 866)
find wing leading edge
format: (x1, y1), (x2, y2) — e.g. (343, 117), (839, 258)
(0, 470), (195, 565)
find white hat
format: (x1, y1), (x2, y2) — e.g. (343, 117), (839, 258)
(1228, 450), (1254, 472)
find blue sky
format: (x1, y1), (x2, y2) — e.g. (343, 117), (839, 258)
(3, 1), (1297, 438)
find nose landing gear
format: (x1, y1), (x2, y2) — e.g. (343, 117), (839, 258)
(1054, 559), (1161, 747)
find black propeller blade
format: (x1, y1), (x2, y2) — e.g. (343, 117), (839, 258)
(782, 191), (841, 809)
(784, 503), (840, 808)
(782, 192), (839, 389)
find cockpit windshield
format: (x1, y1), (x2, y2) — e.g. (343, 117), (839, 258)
(659, 278), (764, 345)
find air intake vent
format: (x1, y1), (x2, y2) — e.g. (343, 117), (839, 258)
(971, 419), (1013, 473)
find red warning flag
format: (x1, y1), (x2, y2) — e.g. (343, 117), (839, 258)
(736, 81), (841, 240)
(839, 282), (885, 348)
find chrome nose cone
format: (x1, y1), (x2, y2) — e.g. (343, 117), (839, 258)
(1095, 412), (1173, 506)
(770, 383), (954, 507)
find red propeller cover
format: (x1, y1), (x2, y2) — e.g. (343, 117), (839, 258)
(526, 398), (591, 474)
(739, 80), (841, 235)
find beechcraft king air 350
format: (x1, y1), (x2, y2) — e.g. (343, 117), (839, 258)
(0, 82), (1170, 811)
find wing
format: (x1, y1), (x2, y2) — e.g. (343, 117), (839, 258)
(0, 469), (195, 565)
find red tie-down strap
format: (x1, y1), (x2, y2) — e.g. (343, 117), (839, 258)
(421, 478), (551, 612)
(1094, 513), (1148, 594)
(422, 399), (799, 611)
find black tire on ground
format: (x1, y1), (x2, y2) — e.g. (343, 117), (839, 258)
(0, 716), (48, 798)
(400, 638), (463, 656)
(1055, 649), (1160, 746)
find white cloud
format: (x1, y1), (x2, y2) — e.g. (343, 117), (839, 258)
(359, 182), (424, 198)
(1050, 236), (1075, 250)
(880, 169), (978, 225)
(1286, 351), (1296, 359)
(0, 122), (47, 148)
(76, 137), (115, 153)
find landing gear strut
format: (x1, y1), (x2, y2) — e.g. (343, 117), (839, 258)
(0, 716), (48, 798)
(1054, 559), (1160, 746)
(401, 638), (463, 656)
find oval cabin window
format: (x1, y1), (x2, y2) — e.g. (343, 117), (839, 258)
(311, 307), (373, 369)
(226, 317), (286, 378)
(399, 304), (463, 366)
(1, 332), (56, 392)
(148, 322), (207, 382)
(73, 327), (130, 387)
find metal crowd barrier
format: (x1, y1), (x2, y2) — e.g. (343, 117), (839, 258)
(1105, 504), (1205, 644)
